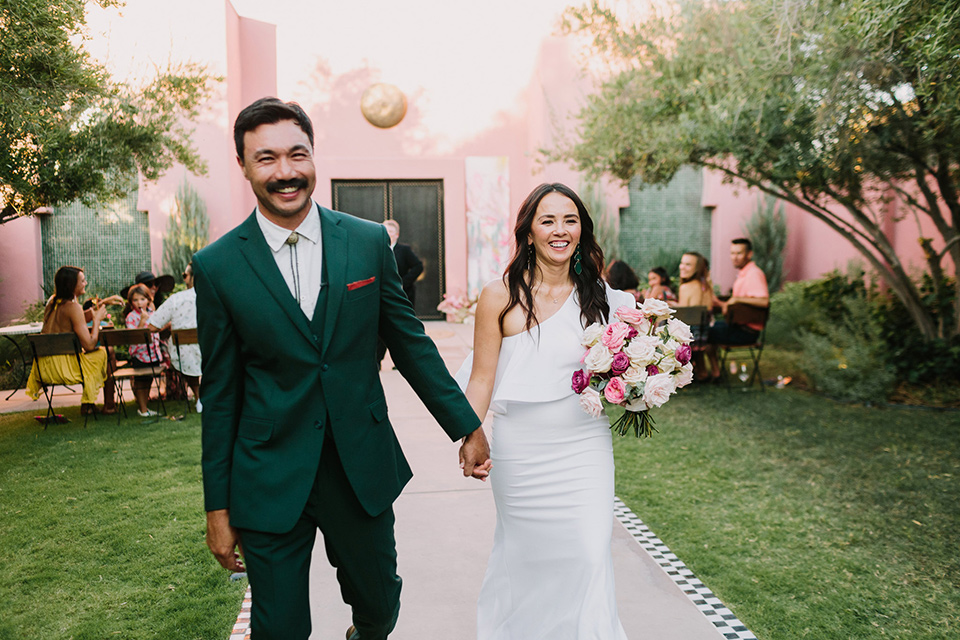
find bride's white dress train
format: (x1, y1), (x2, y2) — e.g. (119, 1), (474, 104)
(460, 286), (633, 640)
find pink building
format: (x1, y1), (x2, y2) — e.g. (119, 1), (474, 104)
(0, 0), (936, 323)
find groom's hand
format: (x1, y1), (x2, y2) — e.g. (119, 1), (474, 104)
(459, 427), (492, 481)
(206, 509), (245, 572)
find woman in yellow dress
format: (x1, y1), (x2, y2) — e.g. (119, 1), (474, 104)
(26, 266), (117, 415)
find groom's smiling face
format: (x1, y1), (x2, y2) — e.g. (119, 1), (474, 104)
(239, 119), (317, 225)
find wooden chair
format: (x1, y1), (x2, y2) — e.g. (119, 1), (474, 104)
(717, 304), (770, 391)
(99, 328), (166, 420)
(26, 333), (96, 428)
(672, 306), (710, 349)
(170, 328), (199, 415)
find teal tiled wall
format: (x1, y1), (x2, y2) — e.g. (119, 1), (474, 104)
(618, 166), (711, 277)
(41, 187), (151, 298)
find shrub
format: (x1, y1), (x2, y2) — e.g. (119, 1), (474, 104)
(162, 179), (209, 278)
(743, 194), (788, 293)
(797, 297), (896, 403)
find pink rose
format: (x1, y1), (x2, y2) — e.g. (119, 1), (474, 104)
(614, 305), (644, 325)
(601, 322), (632, 352)
(579, 387), (604, 418)
(643, 373), (675, 408)
(640, 297), (672, 319)
(675, 344), (692, 365)
(674, 363), (694, 389)
(627, 327), (639, 339)
(571, 369), (589, 394)
(610, 351), (631, 375)
(667, 318), (694, 344)
(604, 377), (626, 404)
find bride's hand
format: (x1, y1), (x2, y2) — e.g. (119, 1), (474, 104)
(459, 427), (492, 481)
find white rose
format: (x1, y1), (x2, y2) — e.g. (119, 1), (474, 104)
(622, 364), (648, 386)
(674, 363), (694, 389)
(640, 297), (673, 319)
(624, 335), (659, 365)
(643, 373), (676, 408)
(581, 322), (604, 348)
(583, 343), (614, 373)
(667, 318), (694, 344)
(579, 387), (604, 418)
(657, 353), (679, 375)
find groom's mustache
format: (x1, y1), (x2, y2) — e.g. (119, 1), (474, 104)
(266, 178), (309, 193)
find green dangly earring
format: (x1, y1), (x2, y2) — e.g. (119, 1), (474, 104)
(573, 243), (582, 275)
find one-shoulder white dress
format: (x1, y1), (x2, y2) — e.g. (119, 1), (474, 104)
(459, 286), (634, 640)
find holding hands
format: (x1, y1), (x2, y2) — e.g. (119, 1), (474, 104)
(459, 427), (492, 481)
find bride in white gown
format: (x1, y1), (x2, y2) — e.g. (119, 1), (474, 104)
(459, 183), (632, 639)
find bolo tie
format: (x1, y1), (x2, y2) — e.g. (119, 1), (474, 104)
(286, 232), (301, 306)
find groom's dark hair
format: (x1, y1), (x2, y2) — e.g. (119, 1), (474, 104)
(234, 97), (314, 160)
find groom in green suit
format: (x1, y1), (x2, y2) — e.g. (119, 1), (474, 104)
(194, 98), (491, 640)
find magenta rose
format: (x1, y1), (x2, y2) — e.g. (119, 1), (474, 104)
(571, 369), (589, 394)
(603, 377), (626, 404)
(627, 326), (639, 339)
(646, 364), (660, 376)
(601, 322), (632, 352)
(675, 344), (692, 365)
(610, 351), (631, 376)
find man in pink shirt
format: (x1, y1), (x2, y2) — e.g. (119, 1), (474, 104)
(706, 238), (769, 380)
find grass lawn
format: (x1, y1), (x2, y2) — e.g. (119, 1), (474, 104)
(615, 384), (960, 639)
(0, 407), (244, 640)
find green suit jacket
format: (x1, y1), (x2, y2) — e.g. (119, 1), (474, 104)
(193, 205), (480, 534)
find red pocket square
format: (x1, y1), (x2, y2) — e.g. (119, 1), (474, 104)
(347, 276), (376, 291)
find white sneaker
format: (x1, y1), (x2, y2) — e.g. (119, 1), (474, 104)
(138, 409), (158, 417)
(195, 398), (203, 414)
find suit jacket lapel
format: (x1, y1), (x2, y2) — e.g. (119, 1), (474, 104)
(236, 212), (317, 348)
(319, 206), (347, 358)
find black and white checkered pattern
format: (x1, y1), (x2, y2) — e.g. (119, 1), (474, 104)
(614, 497), (758, 640)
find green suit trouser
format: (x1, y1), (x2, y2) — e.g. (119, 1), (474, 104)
(238, 431), (401, 640)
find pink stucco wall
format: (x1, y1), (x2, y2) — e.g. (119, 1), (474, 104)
(0, 216), (43, 323)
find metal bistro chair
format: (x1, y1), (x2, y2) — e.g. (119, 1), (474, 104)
(170, 328), (199, 416)
(673, 305), (711, 388)
(100, 328), (166, 420)
(717, 303), (770, 391)
(26, 332), (96, 428)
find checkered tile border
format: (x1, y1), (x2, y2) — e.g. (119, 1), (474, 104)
(228, 586), (251, 640)
(614, 497), (757, 640)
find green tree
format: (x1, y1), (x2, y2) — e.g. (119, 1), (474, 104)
(555, 0), (960, 340)
(745, 194), (788, 294)
(0, 0), (217, 224)
(162, 179), (209, 278)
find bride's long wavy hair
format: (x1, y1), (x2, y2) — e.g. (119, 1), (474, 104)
(498, 183), (609, 332)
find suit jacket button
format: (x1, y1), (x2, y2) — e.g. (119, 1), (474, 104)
(314, 419), (324, 429)
(322, 364), (329, 372)
(312, 334), (319, 342)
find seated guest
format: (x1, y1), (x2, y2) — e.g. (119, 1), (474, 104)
(641, 266), (677, 302)
(604, 260), (641, 301)
(25, 266), (116, 415)
(706, 238), (769, 381)
(124, 284), (163, 417)
(674, 252), (713, 308)
(148, 262), (202, 412)
(120, 271), (176, 310)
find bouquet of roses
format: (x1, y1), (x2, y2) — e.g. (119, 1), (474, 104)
(571, 298), (695, 438)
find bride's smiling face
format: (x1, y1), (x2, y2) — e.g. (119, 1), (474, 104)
(528, 193), (581, 268)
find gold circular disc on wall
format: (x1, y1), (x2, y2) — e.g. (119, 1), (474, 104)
(360, 83), (408, 129)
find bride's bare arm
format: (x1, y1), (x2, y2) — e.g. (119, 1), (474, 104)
(458, 281), (509, 480)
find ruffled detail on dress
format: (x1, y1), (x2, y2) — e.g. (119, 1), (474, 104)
(455, 284), (637, 414)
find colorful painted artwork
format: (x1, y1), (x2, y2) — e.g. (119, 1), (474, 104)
(465, 156), (512, 297)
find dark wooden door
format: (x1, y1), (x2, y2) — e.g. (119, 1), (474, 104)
(331, 180), (444, 320)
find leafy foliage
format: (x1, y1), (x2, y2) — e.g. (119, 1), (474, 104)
(0, 0), (218, 223)
(556, 0), (960, 340)
(162, 180), (209, 278)
(744, 194), (787, 293)
(579, 180), (619, 262)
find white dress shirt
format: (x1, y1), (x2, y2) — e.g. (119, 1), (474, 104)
(255, 201), (323, 320)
